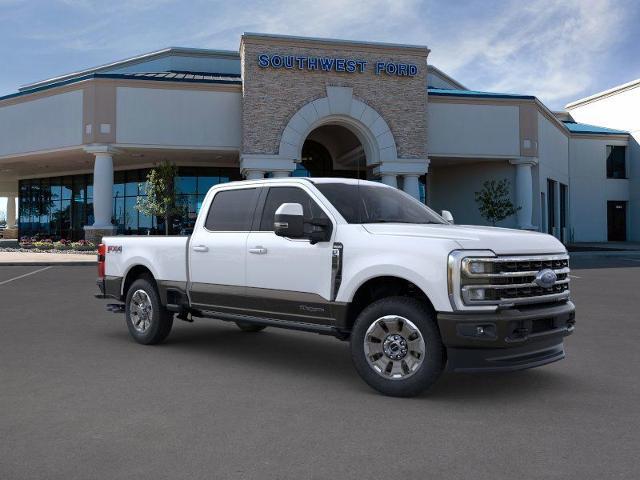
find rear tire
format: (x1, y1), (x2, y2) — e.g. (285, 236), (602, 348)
(125, 277), (173, 345)
(235, 321), (266, 333)
(350, 296), (445, 397)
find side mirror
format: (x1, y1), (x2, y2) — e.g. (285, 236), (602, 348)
(274, 203), (304, 238)
(441, 210), (454, 224)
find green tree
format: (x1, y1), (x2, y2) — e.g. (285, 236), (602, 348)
(474, 179), (520, 226)
(136, 161), (183, 235)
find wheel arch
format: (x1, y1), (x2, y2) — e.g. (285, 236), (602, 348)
(121, 264), (157, 298)
(343, 275), (436, 332)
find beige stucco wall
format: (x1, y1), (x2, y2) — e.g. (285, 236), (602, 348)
(116, 86), (242, 148)
(427, 101), (520, 157)
(240, 35), (428, 160)
(429, 161), (518, 228)
(0, 90), (83, 157)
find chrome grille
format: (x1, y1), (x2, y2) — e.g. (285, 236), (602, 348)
(460, 254), (570, 307)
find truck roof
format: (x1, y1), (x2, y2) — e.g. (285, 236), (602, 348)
(215, 177), (390, 188)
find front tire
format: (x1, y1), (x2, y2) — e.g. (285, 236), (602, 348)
(350, 296), (445, 397)
(125, 277), (173, 345)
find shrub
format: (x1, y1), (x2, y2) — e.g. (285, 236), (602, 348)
(71, 240), (96, 251)
(33, 241), (54, 250)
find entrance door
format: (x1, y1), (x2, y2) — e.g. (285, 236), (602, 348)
(607, 201), (627, 241)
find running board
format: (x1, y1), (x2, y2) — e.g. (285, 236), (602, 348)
(198, 310), (340, 336)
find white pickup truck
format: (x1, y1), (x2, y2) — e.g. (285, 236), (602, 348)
(96, 178), (575, 396)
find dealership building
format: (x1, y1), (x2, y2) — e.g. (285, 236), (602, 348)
(0, 33), (637, 242)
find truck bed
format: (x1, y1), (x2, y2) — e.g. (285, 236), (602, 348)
(103, 235), (190, 284)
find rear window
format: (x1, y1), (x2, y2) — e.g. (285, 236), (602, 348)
(204, 188), (259, 231)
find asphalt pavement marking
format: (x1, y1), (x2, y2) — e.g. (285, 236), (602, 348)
(0, 266), (52, 286)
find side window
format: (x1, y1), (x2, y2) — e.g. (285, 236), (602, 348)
(204, 188), (259, 231)
(259, 187), (327, 231)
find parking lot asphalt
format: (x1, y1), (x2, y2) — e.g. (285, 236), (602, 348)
(1, 256), (639, 479)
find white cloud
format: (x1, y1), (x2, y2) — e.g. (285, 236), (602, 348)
(3, 0), (634, 109)
(426, 0), (628, 108)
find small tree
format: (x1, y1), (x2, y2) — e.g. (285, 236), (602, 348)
(474, 179), (520, 226)
(136, 161), (183, 235)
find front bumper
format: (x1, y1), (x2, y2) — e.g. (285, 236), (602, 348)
(437, 301), (575, 372)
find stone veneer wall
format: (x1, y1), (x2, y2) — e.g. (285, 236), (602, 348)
(241, 36), (429, 160)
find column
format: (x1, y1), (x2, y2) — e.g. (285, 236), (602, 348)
(402, 174), (420, 200)
(92, 152), (114, 227)
(510, 158), (537, 230)
(83, 146), (117, 242)
(554, 181), (562, 240)
(271, 171), (290, 178)
(244, 170), (265, 180)
(6, 195), (16, 228)
(380, 174), (397, 188)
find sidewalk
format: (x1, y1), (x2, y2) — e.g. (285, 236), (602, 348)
(0, 251), (96, 266)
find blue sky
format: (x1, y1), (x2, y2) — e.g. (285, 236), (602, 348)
(1, 0), (640, 215)
(1, 0), (639, 109)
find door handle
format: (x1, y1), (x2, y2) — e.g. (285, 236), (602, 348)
(192, 245), (209, 252)
(248, 246), (268, 255)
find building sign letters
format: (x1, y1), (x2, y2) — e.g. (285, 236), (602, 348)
(257, 54), (418, 77)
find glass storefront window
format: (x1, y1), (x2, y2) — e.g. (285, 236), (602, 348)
(18, 166), (241, 239)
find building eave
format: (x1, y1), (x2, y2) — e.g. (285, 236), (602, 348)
(427, 65), (467, 90)
(1, 73), (242, 105)
(19, 47), (241, 93)
(565, 78), (640, 109)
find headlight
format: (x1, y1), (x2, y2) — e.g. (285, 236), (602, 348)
(447, 250), (497, 311)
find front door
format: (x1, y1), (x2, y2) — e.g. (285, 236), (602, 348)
(607, 201), (627, 241)
(245, 185), (336, 323)
(188, 187), (260, 310)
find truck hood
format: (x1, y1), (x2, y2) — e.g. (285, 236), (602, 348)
(362, 224), (566, 255)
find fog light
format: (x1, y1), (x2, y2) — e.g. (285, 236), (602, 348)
(467, 288), (486, 301)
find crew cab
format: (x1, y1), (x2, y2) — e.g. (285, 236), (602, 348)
(96, 178), (575, 397)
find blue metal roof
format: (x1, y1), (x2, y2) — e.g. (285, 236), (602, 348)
(427, 87), (535, 100)
(562, 121), (628, 135)
(0, 71), (242, 103)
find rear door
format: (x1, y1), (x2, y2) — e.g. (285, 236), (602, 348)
(244, 185), (336, 323)
(188, 187), (260, 311)
(607, 201), (627, 241)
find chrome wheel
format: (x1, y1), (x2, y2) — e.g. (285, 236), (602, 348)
(130, 289), (153, 333)
(363, 315), (425, 380)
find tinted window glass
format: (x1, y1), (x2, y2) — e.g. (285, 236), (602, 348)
(606, 145), (626, 179)
(259, 187), (327, 231)
(205, 188), (259, 231)
(315, 183), (445, 224)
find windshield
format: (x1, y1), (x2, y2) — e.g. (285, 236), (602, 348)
(315, 183), (447, 225)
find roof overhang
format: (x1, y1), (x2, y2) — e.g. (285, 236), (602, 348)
(19, 47), (240, 93)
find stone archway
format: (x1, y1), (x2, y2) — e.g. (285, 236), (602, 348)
(240, 85), (429, 198)
(278, 86), (398, 167)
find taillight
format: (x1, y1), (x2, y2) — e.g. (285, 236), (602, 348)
(98, 243), (106, 278)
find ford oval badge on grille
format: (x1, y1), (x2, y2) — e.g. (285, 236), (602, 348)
(534, 269), (557, 289)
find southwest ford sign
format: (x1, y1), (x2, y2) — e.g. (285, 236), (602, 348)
(257, 54), (418, 77)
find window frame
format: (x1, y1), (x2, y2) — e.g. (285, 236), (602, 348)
(202, 187), (261, 233)
(256, 185), (330, 233)
(606, 145), (627, 179)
